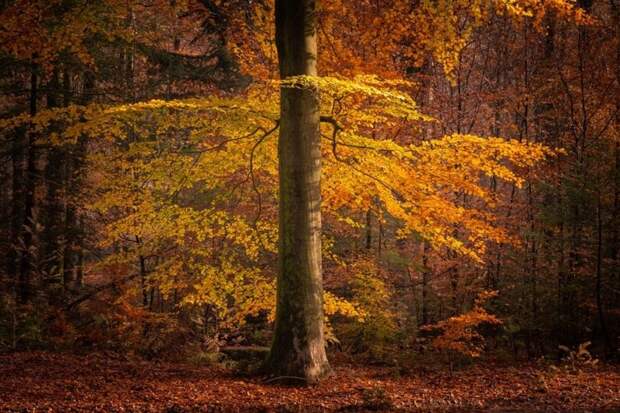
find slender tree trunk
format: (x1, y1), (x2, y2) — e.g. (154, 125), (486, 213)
(595, 190), (611, 356)
(421, 242), (430, 325)
(378, 212), (383, 258)
(74, 238), (84, 289)
(7, 126), (25, 293)
(609, 0), (620, 354)
(70, 70), (96, 291)
(365, 209), (372, 250)
(266, 0), (330, 384)
(43, 68), (64, 284)
(18, 61), (38, 303)
(135, 236), (149, 308)
(60, 68), (74, 290)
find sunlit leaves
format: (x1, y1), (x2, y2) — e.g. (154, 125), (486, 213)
(422, 290), (502, 357)
(1, 75), (554, 327)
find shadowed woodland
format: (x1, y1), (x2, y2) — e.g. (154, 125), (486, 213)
(1, 0), (620, 411)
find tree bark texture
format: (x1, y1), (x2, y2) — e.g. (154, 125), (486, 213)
(266, 0), (330, 384)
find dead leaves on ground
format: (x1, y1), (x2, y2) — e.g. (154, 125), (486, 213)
(0, 352), (619, 412)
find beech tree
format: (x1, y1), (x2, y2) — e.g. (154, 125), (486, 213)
(265, 0), (330, 382)
(2, 0), (619, 386)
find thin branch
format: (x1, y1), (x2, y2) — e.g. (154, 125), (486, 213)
(319, 117), (404, 200)
(249, 120), (280, 246)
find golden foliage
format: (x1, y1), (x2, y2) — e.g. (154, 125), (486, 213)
(423, 290), (502, 357)
(0, 72), (553, 328)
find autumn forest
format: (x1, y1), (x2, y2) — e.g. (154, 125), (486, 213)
(1, 0), (620, 411)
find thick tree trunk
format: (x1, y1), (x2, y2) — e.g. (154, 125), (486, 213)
(265, 0), (330, 384)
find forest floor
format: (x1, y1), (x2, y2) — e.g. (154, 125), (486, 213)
(0, 351), (619, 412)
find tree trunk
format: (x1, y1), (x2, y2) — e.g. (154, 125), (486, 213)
(421, 242), (430, 326)
(595, 190), (611, 356)
(43, 68), (65, 284)
(7, 124), (25, 293)
(266, 0), (330, 384)
(70, 70), (96, 291)
(365, 209), (372, 250)
(18, 61), (38, 303)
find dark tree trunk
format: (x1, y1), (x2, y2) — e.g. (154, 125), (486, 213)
(265, 0), (330, 384)
(43, 68), (65, 284)
(365, 209), (372, 250)
(60, 68), (74, 290)
(7, 128), (25, 292)
(69, 70), (96, 291)
(17, 61), (38, 303)
(609, 0), (620, 356)
(421, 242), (430, 326)
(595, 191), (611, 356)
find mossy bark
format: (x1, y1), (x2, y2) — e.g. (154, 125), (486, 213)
(265, 0), (330, 384)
